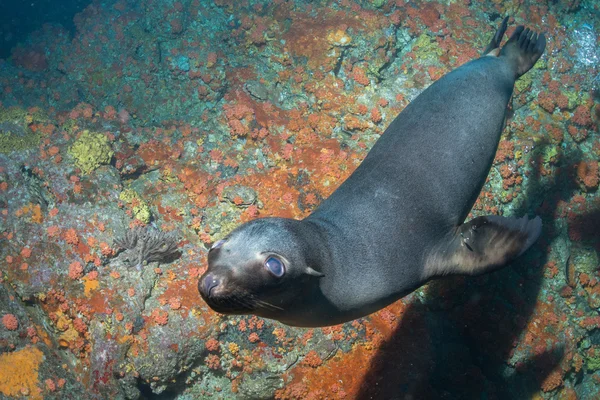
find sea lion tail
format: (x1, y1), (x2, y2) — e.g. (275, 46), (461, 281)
(499, 24), (546, 78)
(424, 215), (542, 278)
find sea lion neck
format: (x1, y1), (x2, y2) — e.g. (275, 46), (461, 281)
(295, 217), (337, 277)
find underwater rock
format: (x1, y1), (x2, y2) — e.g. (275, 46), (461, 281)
(221, 185), (258, 207)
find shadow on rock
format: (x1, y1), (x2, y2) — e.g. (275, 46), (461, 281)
(356, 142), (589, 399)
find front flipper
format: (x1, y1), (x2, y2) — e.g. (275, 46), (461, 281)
(424, 215), (542, 278)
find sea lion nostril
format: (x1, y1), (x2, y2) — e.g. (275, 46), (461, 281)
(199, 274), (220, 298)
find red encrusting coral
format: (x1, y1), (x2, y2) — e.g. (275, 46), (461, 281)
(576, 161), (599, 190)
(0, 0), (598, 398)
(2, 313), (19, 331)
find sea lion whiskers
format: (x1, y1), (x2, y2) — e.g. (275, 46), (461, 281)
(228, 288), (255, 310)
(252, 297), (284, 311)
(214, 286), (284, 313)
(208, 287), (256, 313)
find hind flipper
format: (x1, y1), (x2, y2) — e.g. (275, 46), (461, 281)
(423, 215), (542, 279)
(499, 25), (546, 77)
(482, 16), (509, 56)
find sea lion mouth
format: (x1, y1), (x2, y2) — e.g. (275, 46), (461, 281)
(203, 288), (255, 314)
(198, 280), (284, 315)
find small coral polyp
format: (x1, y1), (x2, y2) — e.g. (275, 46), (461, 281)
(68, 130), (114, 175)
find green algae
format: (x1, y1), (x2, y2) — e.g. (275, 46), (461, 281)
(564, 90), (585, 111)
(515, 72), (532, 93)
(0, 123), (40, 154)
(0, 106), (47, 124)
(412, 33), (445, 60)
(586, 348), (600, 371)
(542, 146), (559, 165)
(61, 118), (78, 134)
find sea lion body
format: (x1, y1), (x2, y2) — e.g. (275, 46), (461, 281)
(302, 56), (515, 320)
(200, 20), (545, 327)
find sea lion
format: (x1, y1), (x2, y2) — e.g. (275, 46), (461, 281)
(199, 18), (545, 327)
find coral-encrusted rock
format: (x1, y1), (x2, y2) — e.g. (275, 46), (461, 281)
(124, 310), (211, 396)
(0, 282), (87, 399)
(221, 185), (258, 207)
(576, 161), (599, 191)
(143, 0), (191, 38)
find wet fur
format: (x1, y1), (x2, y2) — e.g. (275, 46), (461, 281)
(201, 21), (546, 327)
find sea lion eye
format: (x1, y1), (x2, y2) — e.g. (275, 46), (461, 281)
(210, 239), (226, 251)
(265, 256), (285, 277)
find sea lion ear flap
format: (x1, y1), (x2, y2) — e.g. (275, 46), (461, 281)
(424, 215), (542, 279)
(305, 267), (325, 277)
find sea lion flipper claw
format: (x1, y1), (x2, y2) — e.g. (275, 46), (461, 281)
(482, 16), (509, 56)
(424, 215), (542, 278)
(499, 23), (546, 77)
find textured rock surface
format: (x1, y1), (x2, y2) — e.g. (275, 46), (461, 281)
(0, 0), (599, 398)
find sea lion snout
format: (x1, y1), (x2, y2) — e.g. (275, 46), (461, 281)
(198, 273), (222, 299)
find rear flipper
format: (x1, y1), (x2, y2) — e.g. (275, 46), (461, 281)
(482, 16), (509, 56)
(499, 25), (546, 78)
(424, 215), (542, 278)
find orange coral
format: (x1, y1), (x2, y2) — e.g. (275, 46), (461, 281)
(64, 228), (79, 245)
(99, 242), (113, 256)
(343, 115), (370, 131)
(68, 261), (84, 280)
(151, 309), (169, 326)
(47, 226), (60, 237)
(494, 140), (515, 163)
(72, 318), (87, 334)
(573, 104), (593, 127)
(537, 91), (556, 113)
(205, 354), (221, 370)
(248, 332), (260, 343)
(205, 338), (220, 352)
(370, 107), (382, 124)
(541, 368), (563, 392)
(302, 350), (323, 368)
(168, 298), (181, 310)
(568, 124), (587, 142)
(576, 161), (599, 190)
(0, 346), (44, 399)
(351, 66), (370, 86)
(20, 247), (32, 258)
(44, 379), (56, 392)
(245, 205), (259, 218)
(2, 314), (18, 330)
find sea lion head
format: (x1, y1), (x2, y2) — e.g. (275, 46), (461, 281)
(198, 217), (325, 319)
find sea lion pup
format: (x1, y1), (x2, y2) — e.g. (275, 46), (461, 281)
(199, 18), (545, 327)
